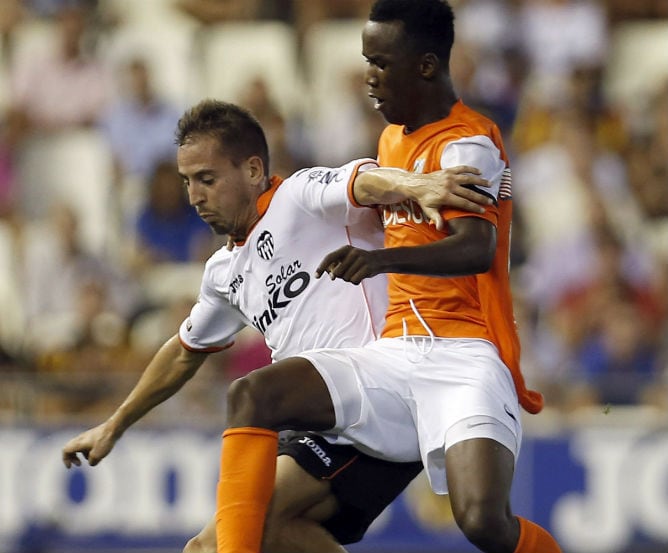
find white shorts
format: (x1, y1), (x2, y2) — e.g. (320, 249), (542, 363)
(298, 337), (522, 494)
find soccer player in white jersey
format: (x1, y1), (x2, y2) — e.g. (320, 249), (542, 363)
(61, 99), (492, 553)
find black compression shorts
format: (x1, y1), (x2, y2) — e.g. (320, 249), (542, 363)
(278, 431), (423, 544)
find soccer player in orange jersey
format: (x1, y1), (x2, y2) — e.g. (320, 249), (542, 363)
(214, 1), (562, 553)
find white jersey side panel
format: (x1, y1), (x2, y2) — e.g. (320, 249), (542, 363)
(179, 159), (387, 361)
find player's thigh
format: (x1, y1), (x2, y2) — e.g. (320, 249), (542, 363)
(411, 339), (522, 493)
(230, 357), (336, 430)
(269, 454), (337, 522)
(445, 436), (515, 521)
(298, 341), (419, 463)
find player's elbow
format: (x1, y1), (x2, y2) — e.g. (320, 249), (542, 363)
(471, 245), (495, 273)
(469, 221), (496, 273)
(467, 258), (491, 275)
(458, 235), (495, 274)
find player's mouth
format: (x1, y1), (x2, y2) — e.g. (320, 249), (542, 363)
(368, 92), (384, 110)
(197, 211), (217, 223)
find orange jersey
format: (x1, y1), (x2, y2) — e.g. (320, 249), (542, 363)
(375, 100), (542, 414)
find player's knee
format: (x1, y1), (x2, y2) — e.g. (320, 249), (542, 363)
(227, 375), (250, 412)
(182, 534), (214, 553)
(226, 375), (258, 425)
(261, 522), (283, 553)
(262, 517), (325, 553)
(226, 372), (274, 427)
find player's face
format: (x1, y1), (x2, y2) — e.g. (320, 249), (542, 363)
(178, 134), (259, 241)
(362, 20), (423, 127)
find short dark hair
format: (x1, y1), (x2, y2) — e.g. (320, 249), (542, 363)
(175, 99), (270, 174)
(369, 0), (455, 61)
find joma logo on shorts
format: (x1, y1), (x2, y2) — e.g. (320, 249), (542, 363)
(298, 436), (332, 467)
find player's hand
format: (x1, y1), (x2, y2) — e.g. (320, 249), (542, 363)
(407, 165), (492, 231)
(62, 422), (118, 468)
(315, 245), (378, 284)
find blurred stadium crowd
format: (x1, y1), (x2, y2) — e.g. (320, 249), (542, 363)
(0, 0), (667, 426)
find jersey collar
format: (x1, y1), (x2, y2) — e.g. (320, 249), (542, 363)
(256, 175), (283, 217)
(233, 175), (284, 247)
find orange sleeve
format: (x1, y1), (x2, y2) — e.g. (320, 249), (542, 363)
(441, 202), (498, 227)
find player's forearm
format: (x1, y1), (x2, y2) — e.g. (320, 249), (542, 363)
(352, 167), (418, 206)
(108, 335), (207, 436)
(370, 239), (493, 277)
(370, 219), (496, 277)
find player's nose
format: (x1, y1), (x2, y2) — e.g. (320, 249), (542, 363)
(186, 182), (205, 206)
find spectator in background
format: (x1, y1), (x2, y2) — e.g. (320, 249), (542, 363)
(19, 203), (141, 362)
(2, 1), (116, 264)
(0, 116), (17, 218)
(129, 159), (215, 272)
(236, 76), (303, 175)
(312, 68), (387, 167)
(291, 0), (372, 50)
(23, 0), (99, 18)
(174, 0), (373, 53)
(99, 56), (182, 232)
(621, 81), (668, 406)
(517, 0), (608, 96)
(7, 1), (110, 138)
(450, 0), (525, 136)
(514, 108), (624, 309)
(607, 0), (668, 23)
(100, 57), (182, 187)
(174, 0), (263, 24)
(625, 80), (668, 225)
(0, 0), (24, 64)
(511, 96), (656, 401)
(513, 63), (627, 156)
(554, 226), (665, 409)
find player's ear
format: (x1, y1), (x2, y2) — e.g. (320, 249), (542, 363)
(420, 52), (439, 79)
(246, 155), (265, 184)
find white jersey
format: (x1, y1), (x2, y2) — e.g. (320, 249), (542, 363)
(178, 158), (387, 361)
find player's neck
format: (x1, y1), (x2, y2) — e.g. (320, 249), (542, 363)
(404, 90), (458, 134)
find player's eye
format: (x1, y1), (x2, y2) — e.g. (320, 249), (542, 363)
(365, 56), (385, 70)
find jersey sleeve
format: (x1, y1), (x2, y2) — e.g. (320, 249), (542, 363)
(439, 136), (506, 200)
(178, 257), (247, 352)
(286, 158), (378, 224)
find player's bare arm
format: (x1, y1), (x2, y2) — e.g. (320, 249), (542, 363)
(353, 165), (492, 230)
(62, 336), (209, 468)
(316, 217), (495, 284)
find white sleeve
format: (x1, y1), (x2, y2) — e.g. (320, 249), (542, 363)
(439, 136), (506, 200)
(286, 158), (378, 224)
(178, 260), (246, 352)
